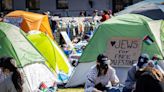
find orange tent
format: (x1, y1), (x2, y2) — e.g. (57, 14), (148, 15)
(6, 10), (54, 39)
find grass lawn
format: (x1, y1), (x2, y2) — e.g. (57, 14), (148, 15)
(58, 88), (84, 92)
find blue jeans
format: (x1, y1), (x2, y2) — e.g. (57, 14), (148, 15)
(122, 87), (133, 92)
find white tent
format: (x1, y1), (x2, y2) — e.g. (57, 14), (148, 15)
(115, 0), (164, 20)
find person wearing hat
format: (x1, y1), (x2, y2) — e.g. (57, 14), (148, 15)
(122, 53), (150, 92)
(85, 54), (119, 92)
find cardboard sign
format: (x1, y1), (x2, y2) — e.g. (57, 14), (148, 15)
(106, 37), (142, 67)
(60, 31), (76, 53)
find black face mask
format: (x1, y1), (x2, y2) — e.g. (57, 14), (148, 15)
(100, 63), (108, 70)
(97, 61), (108, 77)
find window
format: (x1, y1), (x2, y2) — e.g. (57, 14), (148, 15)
(56, 0), (68, 9)
(1, 0), (13, 11)
(26, 0), (40, 10)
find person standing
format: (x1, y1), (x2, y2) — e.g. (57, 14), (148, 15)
(100, 10), (110, 22)
(92, 10), (100, 24)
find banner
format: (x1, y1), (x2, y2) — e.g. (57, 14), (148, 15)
(106, 37), (142, 67)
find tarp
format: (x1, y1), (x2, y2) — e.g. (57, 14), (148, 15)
(5, 10), (54, 39)
(0, 22), (56, 91)
(65, 14), (164, 87)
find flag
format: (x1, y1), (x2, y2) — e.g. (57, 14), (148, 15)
(143, 35), (154, 45)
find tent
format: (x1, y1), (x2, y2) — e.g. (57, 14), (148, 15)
(65, 14), (164, 87)
(115, 1), (164, 20)
(27, 31), (73, 82)
(0, 22), (56, 91)
(5, 10), (54, 39)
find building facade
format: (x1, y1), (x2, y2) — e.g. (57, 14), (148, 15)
(0, 0), (142, 17)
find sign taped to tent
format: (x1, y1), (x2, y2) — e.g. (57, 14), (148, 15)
(106, 37), (142, 67)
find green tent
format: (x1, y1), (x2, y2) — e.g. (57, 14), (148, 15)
(66, 14), (164, 87)
(0, 22), (56, 91)
(27, 31), (72, 75)
(0, 22), (45, 67)
(80, 14), (163, 63)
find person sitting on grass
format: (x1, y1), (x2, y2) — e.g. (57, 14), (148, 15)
(85, 54), (119, 92)
(122, 53), (150, 92)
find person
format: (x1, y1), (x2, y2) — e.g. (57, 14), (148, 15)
(85, 54), (119, 92)
(122, 53), (150, 92)
(151, 55), (164, 74)
(134, 66), (164, 92)
(51, 16), (58, 39)
(83, 34), (90, 42)
(43, 11), (52, 29)
(0, 57), (23, 92)
(79, 11), (86, 17)
(92, 10), (100, 24)
(100, 10), (110, 22)
(0, 12), (4, 22)
(145, 59), (164, 77)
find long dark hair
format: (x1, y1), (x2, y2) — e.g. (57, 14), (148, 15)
(96, 54), (109, 77)
(96, 63), (108, 77)
(134, 67), (164, 92)
(0, 57), (23, 92)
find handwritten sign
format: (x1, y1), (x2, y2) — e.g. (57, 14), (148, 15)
(106, 37), (142, 67)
